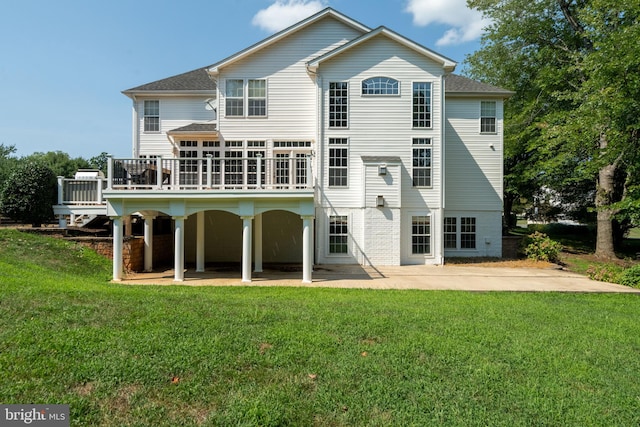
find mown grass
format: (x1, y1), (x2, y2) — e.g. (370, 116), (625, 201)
(1, 229), (639, 426)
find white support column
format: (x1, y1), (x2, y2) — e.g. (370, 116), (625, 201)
(196, 211), (205, 272)
(254, 213), (263, 273)
(58, 215), (67, 229)
(302, 215), (313, 283)
(241, 216), (253, 283)
(143, 215), (155, 272)
(112, 216), (123, 281)
(173, 216), (186, 282)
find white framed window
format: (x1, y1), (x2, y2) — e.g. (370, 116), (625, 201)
(248, 79), (267, 116)
(329, 82), (348, 128)
(461, 217), (477, 249)
(412, 138), (432, 187)
(411, 215), (431, 255)
(444, 217), (457, 249)
(480, 101), (497, 133)
(178, 141), (198, 186)
(273, 141), (312, 189)
(143, 100), (160, 132)
(328, 138), (348, 187)
(412, 82), (432, 128)
(362, 77), (399, 95)
(329, 215), (348, 254)
(225, 79), (244, 117)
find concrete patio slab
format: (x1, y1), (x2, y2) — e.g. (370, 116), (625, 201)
(119, 264), (640, 293)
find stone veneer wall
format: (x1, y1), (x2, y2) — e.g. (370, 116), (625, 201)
(68, 234), (174, 273)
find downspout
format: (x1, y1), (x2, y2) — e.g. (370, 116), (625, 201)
(307, 65), (322, 265)
(439, 74), (446, 265)
(132, 95), (139, 157)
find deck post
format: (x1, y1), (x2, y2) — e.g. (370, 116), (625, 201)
(256, 154), (262, 189)
(173, 216), (186, 282)
(156, 156), (163, 189)
(196, 211), (205, 272)
(143, 215), (155, 272)
(57, 176), (64, 205)
(302, 215), (313, 283)
(241, 216), (253, 282)
(206, 154), (212, 188)
(254, 213), (263, 272)
(112, 216), (123, 281)
(96, 178), (104, 204)
(106, 155), (113, 190)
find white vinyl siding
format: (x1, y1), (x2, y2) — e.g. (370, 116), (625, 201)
(136, 97), (216, 158)
(321, 36), (444, 209)
(444, 98), (503, 211)
(217, 16), (362, 142)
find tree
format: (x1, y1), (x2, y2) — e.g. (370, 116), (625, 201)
(0, 161), (57, 227)
(89, 152), (109, 176)
(0, 144), (19, 188)
(466, 0), (640, 257)
(25, 151), (90, 178)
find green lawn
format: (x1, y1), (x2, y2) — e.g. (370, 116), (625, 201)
(1, 229), (639, 426)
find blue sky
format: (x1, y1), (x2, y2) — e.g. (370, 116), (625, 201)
(0, 0), (486, 159)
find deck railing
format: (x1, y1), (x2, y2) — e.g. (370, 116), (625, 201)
(57, 177), (107, 205)
(107, 155), (313, 191)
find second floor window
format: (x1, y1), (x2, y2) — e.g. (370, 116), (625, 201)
(412, 138), (432, 187)
(362, 77), (399, 95)
(143, 100), (159, 132)
(248, 80), (266, 116)
(412, 82), (432, 128)
(329, 82), (348, 127)
(328, 138), (348, 187)
(225, 79), (244, 117)
(480, 101), (497, 133)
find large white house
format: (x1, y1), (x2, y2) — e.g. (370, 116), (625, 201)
(57, 8), (512, 283)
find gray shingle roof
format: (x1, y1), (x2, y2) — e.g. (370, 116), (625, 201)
(123, 66), (216, 94)
(168, 123), (218, 134)
(444, 74), (514, 96)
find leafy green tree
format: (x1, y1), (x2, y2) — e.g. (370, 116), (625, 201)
(0, 144), (19, 188)
(0, 161), (57, 227)
(89, 152), (109, 176)
(25, 151), (90, 178)
(466, 0), (640, 257)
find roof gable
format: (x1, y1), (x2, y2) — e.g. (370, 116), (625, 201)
(207, 8), (370, 76)
(307, 26), (457, 73)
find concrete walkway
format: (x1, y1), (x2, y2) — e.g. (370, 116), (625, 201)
(120, 264), (640, 293)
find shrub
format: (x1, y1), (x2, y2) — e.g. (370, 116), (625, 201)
(523, 231), (563, 263)
(0, 161), (56, 227)
(618, 264), (640, 288)
(586, 264), (623, 284)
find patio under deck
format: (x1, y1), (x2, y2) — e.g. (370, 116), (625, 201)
(55, 156), (316, 283)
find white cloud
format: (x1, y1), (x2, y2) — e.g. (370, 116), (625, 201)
(405, 0), (490, 46)
(252, 0), (327, 33)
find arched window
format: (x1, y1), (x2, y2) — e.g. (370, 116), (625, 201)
(362, 77), (399, 95)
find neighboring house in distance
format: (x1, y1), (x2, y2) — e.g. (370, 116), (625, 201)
(56, 8), (512, 283)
